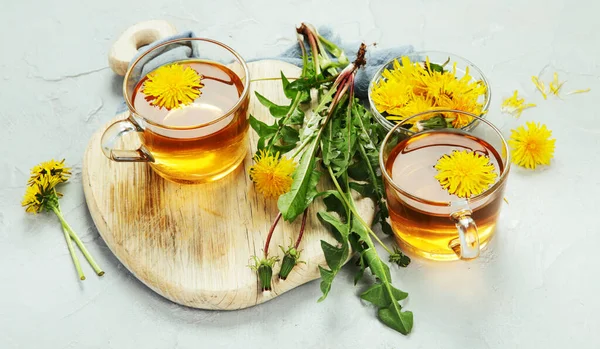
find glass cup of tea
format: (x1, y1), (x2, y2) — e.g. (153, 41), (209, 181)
(101, 38), (250, 184)
(379, 110), (511, 261)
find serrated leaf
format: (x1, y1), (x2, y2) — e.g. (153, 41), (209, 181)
(317, 217), (349, 302)
(278, 141), (321, 221)
(320, 240), (345, 271)
(280, 71), (296, 99)
(360, 283), (388, 307)
(358, 243), (412, 335)
(378, 306), (413, 335)
(280, 125), (300, 144)
(347, 161), (369, 181)
(318, 266), (335, 302)
(271, 125), (300, 154)
(249, 114), (277, 138)
(390, 285), (409, 301)
(351, 103), (395, 236)
(318, 211), (348, 243)
(349, 182), (375, 198)
(320, 190), (347, 218)
(321, 99), (358, 178)
(255, 91), (289, 117)
(289, 107), (305, 125)
(361, 246), (391, 282)
(287, 76), (318, 91)
(351, 215), (369, 243)
(354, 259), (366, 285)
(256, 137), (266, 151)
(272, 143), (298, 154)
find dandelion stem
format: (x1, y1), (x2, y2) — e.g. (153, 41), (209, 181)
(250, 76), (300, 83)
(53, 207), (104, 276)
(326, 166), (394, 255)
(52, 207), (85, 280)
(264, 212), (283, 257)
(294, 209), (308, 249)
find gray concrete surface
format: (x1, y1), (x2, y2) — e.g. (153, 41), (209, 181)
(2, 0), (600, 348)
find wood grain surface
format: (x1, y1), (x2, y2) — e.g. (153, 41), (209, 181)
(82, 60), (375, 310)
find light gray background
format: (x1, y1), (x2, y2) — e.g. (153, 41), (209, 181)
(1, 0), (599, 348)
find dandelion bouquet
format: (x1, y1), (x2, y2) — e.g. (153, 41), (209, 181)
(369, 52), (489, 130)
(22, 159), (103, 280)
(247, 24), (413, 335)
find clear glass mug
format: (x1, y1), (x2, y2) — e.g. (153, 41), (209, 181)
(379, 110), (510, 261)
(101, 38), (250, 184)
(368, 51), (491, 133)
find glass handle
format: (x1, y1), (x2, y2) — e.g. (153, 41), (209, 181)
(449, 202), (480, 260)
(100, 115), (154, 162)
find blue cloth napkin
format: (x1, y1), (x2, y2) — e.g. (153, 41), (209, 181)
(117, 28), (413, 113)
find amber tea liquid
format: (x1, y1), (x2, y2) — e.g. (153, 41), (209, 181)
(384, 130), (506, 261)
(133, 60), (248, 184)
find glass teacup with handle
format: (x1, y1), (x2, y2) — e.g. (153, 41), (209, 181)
(101, 37), (250, 184)
(379, 110), (511, 261)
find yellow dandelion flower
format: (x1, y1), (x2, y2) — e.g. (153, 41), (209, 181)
(434, 150), (498, 198)
(28, 158), (71, 185)
(386, 95), (438, 121)
(22, 175), (62, 213)
(501, 90), (536, 118)
(370, 78), (413, 116)
(371, 56), (486, 126)
(508, 122), (556, 169)
(143, 63), (204, 110)
(436, 93), (483, 128)
(22, 185), (42, 213)
(249, 150), (296, 198)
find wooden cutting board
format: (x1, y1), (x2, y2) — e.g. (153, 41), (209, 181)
(82, 60), (375, 310)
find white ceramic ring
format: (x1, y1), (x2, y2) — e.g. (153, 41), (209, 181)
(108, 20), (177, 76)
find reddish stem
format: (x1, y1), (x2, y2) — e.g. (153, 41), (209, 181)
(298, 23), (321, 75)
(294, 209), (308, 249)
(264, 212), (282, 257)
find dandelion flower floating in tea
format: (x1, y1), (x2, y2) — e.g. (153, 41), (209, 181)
(249, 150), (295, 198)
(501, 90), (536, 118)
(370, 56), (487, 128)
(142, 63), (204, 110)
(434, 150), (498, 198)
(509, 122), (556, 169)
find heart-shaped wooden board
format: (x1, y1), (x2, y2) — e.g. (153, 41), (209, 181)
(83, 60), (375, 310)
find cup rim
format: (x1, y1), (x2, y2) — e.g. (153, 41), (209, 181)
(379, 109), (511, 207)
(367, 50), (492, 132)
(123, 37), (250, 131)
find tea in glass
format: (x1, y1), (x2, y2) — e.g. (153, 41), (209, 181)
(132, 60), (249, 183)
(380, 111), (510, 261)
(101, 38), (250, 184)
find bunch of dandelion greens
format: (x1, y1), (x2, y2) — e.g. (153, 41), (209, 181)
(248, 23), (412, 335)
(22, 159), (104, 280)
